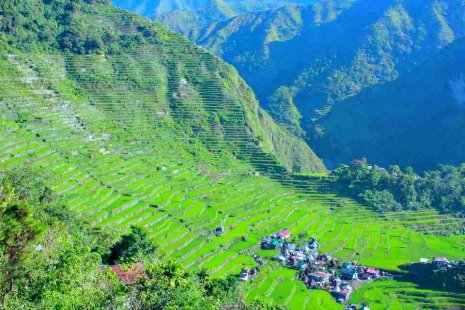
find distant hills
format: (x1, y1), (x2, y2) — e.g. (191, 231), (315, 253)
(113, 0), (320, 39)
(113, 0), (319, 17)
(172, 0), (465, 170)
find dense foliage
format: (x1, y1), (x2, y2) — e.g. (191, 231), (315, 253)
(331, 160), (465, 216)
(0, 167), (284, 309)
(0, 0), (174, 54)
(104, 225), (159, 264)
(401, 261), (465, 293)
(0, 167), (119, 308)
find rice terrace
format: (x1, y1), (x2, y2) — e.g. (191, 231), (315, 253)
(1, 0), (465, 309)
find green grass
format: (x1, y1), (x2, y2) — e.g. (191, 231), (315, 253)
(351, 280), (465, 310)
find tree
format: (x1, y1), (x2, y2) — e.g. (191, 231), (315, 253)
(248, 298), (285, 310)
(0, 181), (44, 306)
(359, 190), (402, 212)
(105, 225), (158, 264)
(157, 261), (189, 288)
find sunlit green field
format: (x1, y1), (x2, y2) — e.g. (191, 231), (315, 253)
(351, 280), (465, 310)
(1, 52), (464, 309)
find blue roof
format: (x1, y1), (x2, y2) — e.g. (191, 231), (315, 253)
(342, 262), (354, 269)
(341, 268), (357, 275)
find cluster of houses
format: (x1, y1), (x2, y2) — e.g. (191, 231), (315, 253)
(259, 229), (388, 304)
(239, 267), (260, 282)
(239, 255), (264, 282)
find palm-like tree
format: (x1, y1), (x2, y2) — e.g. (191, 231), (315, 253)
(159, 261), (189, 288)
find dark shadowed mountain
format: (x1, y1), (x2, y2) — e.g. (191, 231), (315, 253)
(319, 39), (465, 169)
(194, 0), (465, 169)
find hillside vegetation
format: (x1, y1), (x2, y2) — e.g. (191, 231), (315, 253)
(1, 0), (465, 309)
(0, 167), (249, 309)
(1, 0), (324, 174)
(332, 159), (465, 219)
(190, 0), (465, 169)
(113, 0), (319, 17)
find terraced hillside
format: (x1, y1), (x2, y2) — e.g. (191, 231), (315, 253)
(0, 0), (464, 309)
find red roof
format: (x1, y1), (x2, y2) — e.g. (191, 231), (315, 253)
(366, 268), (380, 275)
(312, 272), (327, 278)
(109, 263), (144, 284)
(278, 229), (291, 238)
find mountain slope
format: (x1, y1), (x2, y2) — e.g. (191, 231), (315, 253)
(0, 0), (324, 174)
(155, 0), (237, 40)
(194, 0), (465, 168)
(319, 39), (465, 169)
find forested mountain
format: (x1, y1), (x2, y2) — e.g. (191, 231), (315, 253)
(320, 39), (465, 169)
(192, 0), (465, 169)
(113, 0), (319, 39)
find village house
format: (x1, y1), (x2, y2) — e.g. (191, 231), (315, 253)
(276, 229), (291, 239)
(239, 267), (250, 281)
(239, 268), (250, 281)
(309, 271), (330, 286)
(333, 282), (353, 303)
(433, 257), (450, 267)
(258, 233), (387, 305)
(239, 267), (259, 282)
(341, 262), (358, 280)
(335, 288), (352, 303)
(214, 226), (224, 235)
(363, 267), (381, 280)
(253, 254), (264, 266)
(260, 235), (283, 250)
(309, 237), (319, 250)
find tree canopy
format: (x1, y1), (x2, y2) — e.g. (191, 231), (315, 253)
(331, 161), (465, 218)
